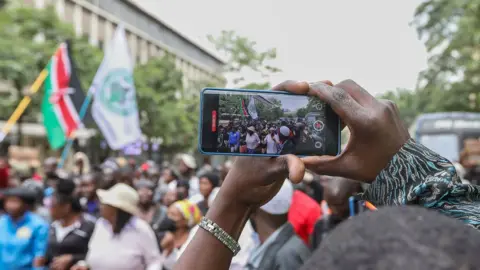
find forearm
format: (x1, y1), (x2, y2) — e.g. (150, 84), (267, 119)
(174, 191), (251, 270)
(362, 138), (460, 206)
(362, 139), (480, 229)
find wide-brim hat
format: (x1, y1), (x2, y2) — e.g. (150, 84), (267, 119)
(179, 154), (197, 169)
(97, 183), (139, 215)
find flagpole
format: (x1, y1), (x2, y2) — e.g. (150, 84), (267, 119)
(0, 70), (49, 143)
(57, 90), (94, 169)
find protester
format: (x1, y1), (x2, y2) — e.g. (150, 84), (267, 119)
(245, 126), (260, 154)
(154, 167), (179, 203)
(177, 154), (202, 204)
(0, 187), (49, 269)
(197, 172), (220, 215)
(135, 179), (157, 223)
(176, 180), (190, 201)
(46, 179), (95, 270)
(22, 179), (51, 222)
(288, 179), (322, 245)
(245, 180), (310, 270)
(228, 128), (241, 153)
(78, 173), (101, 218)
(301, 206), (480, 270)
(161, 199), (202, 270)
(71, 183), (162, 270)
(174, 80), (480, 270)
(72, 152), (91, 177)
(310, 176), (363, 250)
(264, 127), (280, 154)
(278, 126), (295, 154)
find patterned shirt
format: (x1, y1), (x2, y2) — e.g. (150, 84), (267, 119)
(363, 139), (480, 229)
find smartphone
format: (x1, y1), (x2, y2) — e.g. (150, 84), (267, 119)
(199, 87), (340, 157)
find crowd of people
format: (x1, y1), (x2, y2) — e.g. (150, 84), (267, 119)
(1, 79), (480, 270)
(0, 153), (227, 270)
(217, 118), (317, 155)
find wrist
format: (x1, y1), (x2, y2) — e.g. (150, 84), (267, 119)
(206, 190), (252, 240)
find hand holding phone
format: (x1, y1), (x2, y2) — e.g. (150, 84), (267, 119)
(199, 88), (341, 157)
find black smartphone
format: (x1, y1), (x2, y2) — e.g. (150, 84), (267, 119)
(199, 88), (340, 157)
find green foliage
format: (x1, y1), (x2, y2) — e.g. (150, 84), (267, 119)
(208, 30), (280, 87)
(0, 5), (102, 122)
(134, 56), (197, 153)
(412, 0), (480, 113)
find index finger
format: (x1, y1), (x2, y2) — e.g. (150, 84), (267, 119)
(272, 80), (333, 94)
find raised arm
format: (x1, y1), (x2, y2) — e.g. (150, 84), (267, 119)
(174, 156), (305, 270)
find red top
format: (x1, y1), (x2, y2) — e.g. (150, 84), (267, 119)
(288, 190), (322, 245)
(0, 167), (9, 189)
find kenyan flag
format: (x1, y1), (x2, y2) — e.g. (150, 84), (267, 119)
(41, 42), (88, 149)
(241, 99), (249, 117)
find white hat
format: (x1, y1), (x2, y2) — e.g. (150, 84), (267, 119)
(260, 180), (294, 215)
(247, 126), (256, 132)
(279, 126), (290, 137)
(180, 154), (197, 169)
(97, 183), (139, 215)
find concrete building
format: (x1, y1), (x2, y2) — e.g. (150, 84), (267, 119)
(27, 0), (226, 89)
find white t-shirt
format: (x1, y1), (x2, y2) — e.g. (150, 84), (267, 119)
(246, 133), (260, 149)
(265, 134), (280, 154)
(86, 217), (163, 270)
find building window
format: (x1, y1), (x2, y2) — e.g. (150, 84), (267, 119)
(82, 9), (91, 36)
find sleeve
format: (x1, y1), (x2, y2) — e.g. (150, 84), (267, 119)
(33, 223), (49, 258)
(362, 138), (480, 229)
(140, 223), (164, 270)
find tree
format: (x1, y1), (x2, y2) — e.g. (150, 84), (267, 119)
(413, 0), (480, 112)
(208, 30), (281, 88)
(0, 5), (102, 123)
(134, 55), (197, 153)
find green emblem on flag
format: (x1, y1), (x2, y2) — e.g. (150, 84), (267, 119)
(99, 68), (137, 116)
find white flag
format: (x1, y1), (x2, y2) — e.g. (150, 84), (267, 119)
(91, 25), (142, 150)
(247, 96), (258, 120)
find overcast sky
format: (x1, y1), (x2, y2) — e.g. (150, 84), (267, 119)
(132, 0), (428, 95)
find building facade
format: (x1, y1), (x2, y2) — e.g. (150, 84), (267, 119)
(27, 0), (226, 89)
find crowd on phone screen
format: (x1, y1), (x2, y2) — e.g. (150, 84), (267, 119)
(218, 119), (316, 155)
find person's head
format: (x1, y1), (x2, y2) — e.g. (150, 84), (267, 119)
(320, 175), (362, 218)
(178, 154), (197, 175)
(50, 179), (82, 221)
(250, 180), (293, 240)
(79, 173), (99, 200)
(279, 126), (291, 141)
(300, 206), (480, 270)
(162, 189), (178, 207)
(167, 200), (202, 232)
(134, 179), (155, 207)
(176, 180), (190, 200)
(199, 173), (220, 199)
(97, 183), (139, 234)
(21, 179), (44, 206)
(44, 157), (57, 175)
(3, 187), (37, 219)
(161, 167), (179, 183)
(269, 127), (275, 135)
(247, 126), (255, 135)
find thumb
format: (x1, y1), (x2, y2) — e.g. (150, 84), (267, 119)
(301, 155), (351, 178)
(280, 155), (305, 184)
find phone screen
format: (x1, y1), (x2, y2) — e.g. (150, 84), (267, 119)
(199, 88), (340, 157)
